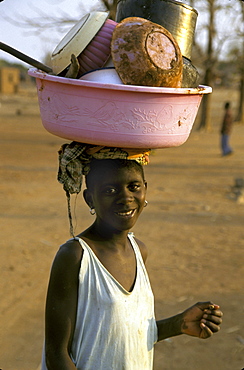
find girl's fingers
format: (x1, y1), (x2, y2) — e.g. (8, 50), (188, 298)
(205, 308), (223, 316)
(200, 322), (213, 338)
(198, 303), (223, 339)
(203, 310), (223, 325)
(203, 313), (223, 322)
(201, 319), (221, 333)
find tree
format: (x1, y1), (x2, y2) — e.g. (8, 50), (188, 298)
(102, 0), (117, 20)
(234, 1), (244, 124)
(1, 1), (117, 36)
(1, 1), (117, 70)
(197, 0), (217, 131)
(190, 0), (231, 131)
(190, 0), (244, 129)
(227, 43), (244, 124)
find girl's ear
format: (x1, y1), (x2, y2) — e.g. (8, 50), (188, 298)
(144, 181), (148, 190)
(83, 189), (93, 208)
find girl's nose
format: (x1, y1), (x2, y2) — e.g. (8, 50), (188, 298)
(116, 188), (133, 204)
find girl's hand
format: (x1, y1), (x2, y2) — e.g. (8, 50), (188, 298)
(181, 301), (223, 339)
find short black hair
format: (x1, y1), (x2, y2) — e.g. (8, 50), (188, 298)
(85, 158), (145, 190)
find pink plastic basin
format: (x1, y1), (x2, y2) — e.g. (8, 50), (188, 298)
(28, 68), (211, 149)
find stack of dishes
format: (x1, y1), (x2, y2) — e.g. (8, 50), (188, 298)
(51, 12), (117, 78)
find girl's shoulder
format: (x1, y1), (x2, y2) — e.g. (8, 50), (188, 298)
(131, 235), (148, 263)
(46, 238), (84, 302)
(52, 238), (84, 272)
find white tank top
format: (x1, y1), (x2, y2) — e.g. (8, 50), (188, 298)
(71, 232), (157, 370)
(42, 233), (157, 370)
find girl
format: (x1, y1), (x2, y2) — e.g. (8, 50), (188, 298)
(42, 142), (223, 370)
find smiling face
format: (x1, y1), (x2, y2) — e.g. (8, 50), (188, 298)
(84, 159), (147, 234)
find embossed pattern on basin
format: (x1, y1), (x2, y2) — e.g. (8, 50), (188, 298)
(28, 68), (211, 149)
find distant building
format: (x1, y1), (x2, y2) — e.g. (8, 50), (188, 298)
(0, 67), (20, 94)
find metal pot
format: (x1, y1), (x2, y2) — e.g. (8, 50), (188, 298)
(116, 0), (198, 60)
(116, 0), (199, 87)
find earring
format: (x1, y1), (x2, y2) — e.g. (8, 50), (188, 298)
(144, 200), (148, 208)
(90, 207), (96, 215)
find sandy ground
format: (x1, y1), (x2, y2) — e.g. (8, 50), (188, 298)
(0, 85), (243, 370)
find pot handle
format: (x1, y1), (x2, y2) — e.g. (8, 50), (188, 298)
(0, 41), (53, 73)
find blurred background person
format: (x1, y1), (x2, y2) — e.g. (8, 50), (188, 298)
(220, 101), (234, 156)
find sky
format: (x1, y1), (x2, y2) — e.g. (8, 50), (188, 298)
(0, 0), (242, 68)
(0, 0), (102, 67)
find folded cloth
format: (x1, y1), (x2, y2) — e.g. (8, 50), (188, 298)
(58, 142), (150, 195)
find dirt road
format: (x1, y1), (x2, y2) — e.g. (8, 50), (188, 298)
(0, 86), (243, 369)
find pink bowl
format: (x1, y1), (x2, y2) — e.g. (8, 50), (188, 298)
(28, 68), (211, 149)
(78, 19), (117, 76)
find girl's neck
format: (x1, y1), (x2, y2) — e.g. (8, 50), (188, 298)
(80, 222), (130, 250)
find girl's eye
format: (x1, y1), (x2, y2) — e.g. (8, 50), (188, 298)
(104, 187), (117, 194)
(129, 184), (141, 191)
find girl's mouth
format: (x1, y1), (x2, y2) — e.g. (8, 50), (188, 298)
(116, 209), (136, 217)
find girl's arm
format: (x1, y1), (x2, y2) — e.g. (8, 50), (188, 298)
(45, 239), (83, 370)
(157, 301), (223, 341)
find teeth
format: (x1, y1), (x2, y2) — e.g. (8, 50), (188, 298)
(117, 210), (133, 216)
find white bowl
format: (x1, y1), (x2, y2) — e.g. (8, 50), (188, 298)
(79, 67), (123, 84)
